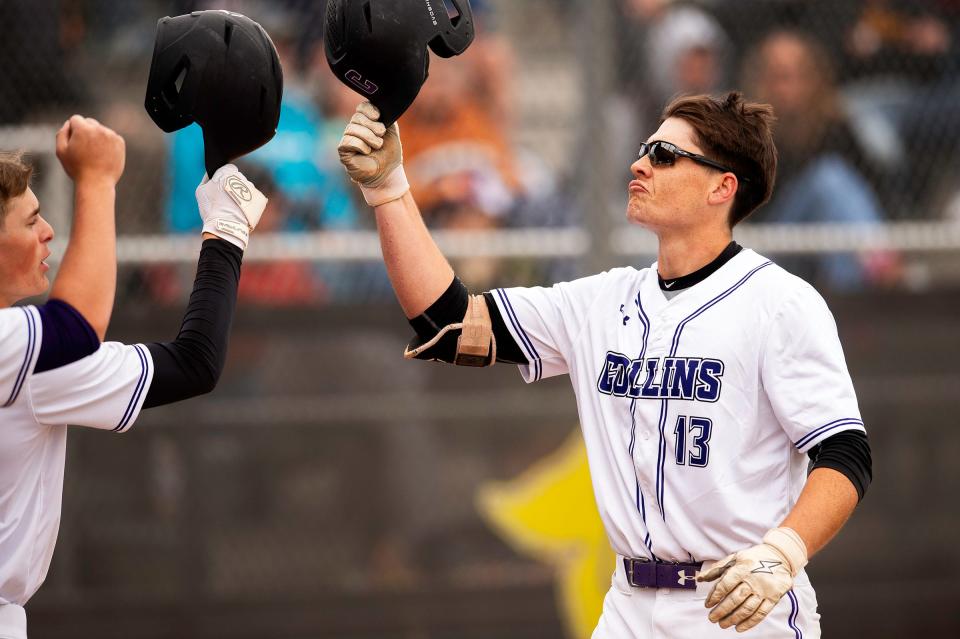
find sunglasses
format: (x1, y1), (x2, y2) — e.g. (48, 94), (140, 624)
(638, 141), (746, 181)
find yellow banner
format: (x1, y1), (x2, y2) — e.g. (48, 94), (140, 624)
(477, 429), (614, 638)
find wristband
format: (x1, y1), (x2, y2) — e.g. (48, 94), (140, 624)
(762, 527), (809, 576)
(359, 165), (410, 207)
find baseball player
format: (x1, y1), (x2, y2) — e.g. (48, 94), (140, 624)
(337, 93), (872, 637)
(0, 117), (266, 638)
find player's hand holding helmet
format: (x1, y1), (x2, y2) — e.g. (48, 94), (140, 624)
(55, 115), (126, 187)
(697, 527), (808, 632)
(337, 102), (409, 207)
(195, 164), (267, 251)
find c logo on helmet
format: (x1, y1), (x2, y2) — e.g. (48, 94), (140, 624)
(345, 69), (379, 95)
(226, 176), (252, 202)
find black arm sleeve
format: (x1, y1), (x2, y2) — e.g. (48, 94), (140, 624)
(143, 239), (242, 408)
(35, 298), (101, 373)
(808, 429), (873, 502)
(484, 291), (527, 364)
(406, 276), (526, 365)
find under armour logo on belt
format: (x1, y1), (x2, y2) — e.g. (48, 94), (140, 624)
(677, 570), (698, 585)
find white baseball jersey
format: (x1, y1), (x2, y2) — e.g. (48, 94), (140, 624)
(0, 306), (154, 634)
(491, 248), (864, 563)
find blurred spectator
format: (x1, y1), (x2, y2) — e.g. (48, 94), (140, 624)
(0, 0), (86, 123)
(844, 0), (957, 82)
(645, 3), (731, 111)
(144, 162), (329, 306)
(743, 29), (900, 291)
(157, 2), (383, 304)
(397, 61), (518, 289)
(232, 164), (328, 305)
(169, 0), (329, 68)
(399, 58), (521, 227)
(838, 0), (960, 218)
(615, 0), (732, 136)
(710, 0), (858, 66)
(455, 0), (516, 128)
(356, 1), (547, 287)
(393, 2), (523, 225)
(609, 0), (733, 197)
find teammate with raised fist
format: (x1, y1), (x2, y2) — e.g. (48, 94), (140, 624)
(0, 118), (266, 637)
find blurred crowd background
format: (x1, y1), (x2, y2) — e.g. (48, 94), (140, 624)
(2, 0), (959, 637)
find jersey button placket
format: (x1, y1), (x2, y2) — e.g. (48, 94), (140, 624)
(642, 322), (664, 450)
(633, 317), (661, 504)
(639, 317), (670, 510)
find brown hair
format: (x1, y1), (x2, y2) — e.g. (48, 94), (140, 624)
(662, 92), (777, 226)
(0, 152), (33, 225)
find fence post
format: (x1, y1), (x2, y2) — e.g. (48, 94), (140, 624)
(576, 0), (619, 276)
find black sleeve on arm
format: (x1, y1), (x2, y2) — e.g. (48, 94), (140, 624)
(406, 276), (526, 365)
(143, 239), (242, 409)
(35, 298), (101, 373)
(808, 429), (873, 502)
(484, 291), (526, 364)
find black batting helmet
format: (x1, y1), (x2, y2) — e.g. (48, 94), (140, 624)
(145, 10), (284, 176)
(323, 0), (475, 127)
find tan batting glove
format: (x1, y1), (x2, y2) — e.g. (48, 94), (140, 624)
(337, 101), (409, 207)
(697, 527), (808, 633)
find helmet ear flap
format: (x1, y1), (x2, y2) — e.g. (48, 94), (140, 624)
(145, 18), (199, 132)
(427, 34), (459, 58)
(426, 0), (474, 58)
(159, 56), (191, 110)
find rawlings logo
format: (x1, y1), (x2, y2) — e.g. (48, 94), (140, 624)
(225, 176), (252, 202)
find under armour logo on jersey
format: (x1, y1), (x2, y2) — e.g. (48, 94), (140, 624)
(619, 304), (630, 326)
(597, 352), (724, 401)
(751, 560), (783, 575)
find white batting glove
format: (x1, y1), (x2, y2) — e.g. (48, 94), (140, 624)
(697, 527), (808, 633)
(337, 101), (409, 207)
(195, 164), (267, 251)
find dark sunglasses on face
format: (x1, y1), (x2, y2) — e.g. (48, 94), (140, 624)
(638, 141), (747, 182)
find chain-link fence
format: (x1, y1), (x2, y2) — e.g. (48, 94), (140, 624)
(3, 1), (960, 637)
(4, 0), (960, 298)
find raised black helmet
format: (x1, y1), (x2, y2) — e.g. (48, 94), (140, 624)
(324, 0), (475, 126)
(145, 10), (284, 176)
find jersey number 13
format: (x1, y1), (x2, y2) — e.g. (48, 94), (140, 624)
(674, 415), (713, 467)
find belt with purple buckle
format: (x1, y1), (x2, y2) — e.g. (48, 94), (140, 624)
(623, 557), (703, 590)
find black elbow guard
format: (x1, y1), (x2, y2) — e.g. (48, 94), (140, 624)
(406, 277), (470, 364)
(408, 277), (469, 340)
(405, 294), (496, 366)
